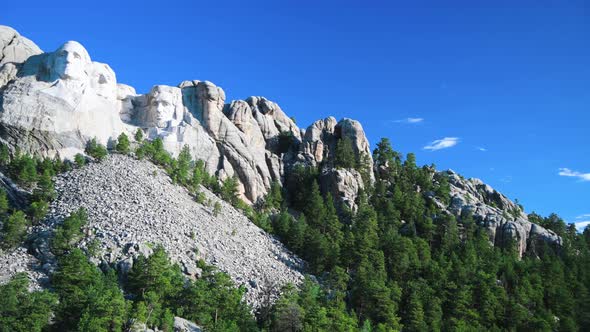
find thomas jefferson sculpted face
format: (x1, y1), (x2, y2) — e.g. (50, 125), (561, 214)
(51, 41), (91, 81)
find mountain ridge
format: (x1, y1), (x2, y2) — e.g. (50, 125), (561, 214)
(0, 25), (560, 259)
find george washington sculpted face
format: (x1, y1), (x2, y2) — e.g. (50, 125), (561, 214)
(51, 41), (91, 81)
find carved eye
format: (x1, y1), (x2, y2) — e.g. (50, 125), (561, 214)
(73, 52), (81, 60)
(161, 101), (170, 107)
(59, 50), (67, 57)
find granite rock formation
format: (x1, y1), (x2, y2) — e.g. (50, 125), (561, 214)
(0, 26), (373, 206)
(430, 170), (562, 257)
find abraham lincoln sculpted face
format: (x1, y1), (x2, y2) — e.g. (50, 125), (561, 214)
(145, 85), (183, 128)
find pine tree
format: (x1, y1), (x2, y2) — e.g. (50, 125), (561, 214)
(33, 169), (55, 201)
(115, 132), (130, 154)
(171, 145), (192, 184)
(406, 290), (428, 332)
(1, 211), (28, 249)
(0, 143), (9, 166)
(16, 155), (38, 187)
(335, 137), (357, 169)
(0, 273), (57, 332)
(0, 188), (9, 215)
(127, 245), (184, 301)
(305, 181), (326, 229)
(74, 153), (86, 167)
(51, 208), (88, 255)
(85, 138), (108, 161)
(134, 128), (144, 142)
(220, 176), (239, 206)
(28, 200), (48, 225)
(52, 249), (104, 330)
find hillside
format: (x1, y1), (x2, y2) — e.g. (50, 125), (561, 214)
(0, 25), (589, 332)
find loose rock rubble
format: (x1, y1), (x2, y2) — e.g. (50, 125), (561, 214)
(42, 154), (304, 308)
(0, 247), (46, 290)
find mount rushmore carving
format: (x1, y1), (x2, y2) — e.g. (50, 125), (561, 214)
(0, 25), (562, 256)
(0, 26), (373, 205)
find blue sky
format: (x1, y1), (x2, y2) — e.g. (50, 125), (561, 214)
(2, 1), (589, 228)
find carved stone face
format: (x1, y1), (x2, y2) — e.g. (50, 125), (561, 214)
(51, 41), (91, 81)
(90, 63), (116, 99)
(147, 86), (183, 128)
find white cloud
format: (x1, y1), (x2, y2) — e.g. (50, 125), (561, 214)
(393, 117), (424, 124)
(500, 176), (513, 183)
(477, 147), (487, 152)
(574, 221), (590, 232)
(423, 137), (459, 151)
(576, 214), (590, 219)
(558, 168), (590, 181)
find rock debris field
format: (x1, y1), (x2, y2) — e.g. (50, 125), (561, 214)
(45, 154), (304, 307)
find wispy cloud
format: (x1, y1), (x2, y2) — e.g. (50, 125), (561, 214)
(574, 221), (590, 232)
(576, 214), (590, 219)
(423, 137), (459, 151)
(393, 117), (424, 124)
(558, 168), (590, 181)
(500, 176), (513, 183)
(477, 147), (487, 152)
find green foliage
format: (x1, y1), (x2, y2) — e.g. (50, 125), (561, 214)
(52, 249), (128, 331)
(0, 273), (57, 332)
(115, 132), (131, 154)
(220, 176), (239, 205)
(0, 143), (10, 166)
(169, 145), (192, 185)
(270, 280), (357, 332)
(134, 128), (144, 142)
(334, 137), (358, 169)
(264, 181), (283, 210)
(74, 153), (86, 167)
(262, 135), (590, 331)
(137, 137), (172, 166)
(11, 154), (38, 187)
(32, 169), (55, 202)
(28, 200), (48, 225)
(51, 208), (88, 255)
(1, 135), (585, 331)
(0, 188), (8, 216)
(191, 159), (207, 190)
(1, 211), (28, 249)
(126, 245), (255, 330)
(178, 267), (257, 331)
(85, 138), (108, 161)
(213, 201), (222, 217)
(128, 245), (184, 300)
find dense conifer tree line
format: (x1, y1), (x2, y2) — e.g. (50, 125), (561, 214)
(0, 135), (589, 331)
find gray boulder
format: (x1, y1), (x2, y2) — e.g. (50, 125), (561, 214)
(174, 317), (202, 332)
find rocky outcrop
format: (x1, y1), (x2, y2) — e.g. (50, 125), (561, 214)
(432, 170), (562, 257)
(0, 26), (377, 205)
(297, 117), (374, 210)
(320, 168), (364, 211)
(173, 317), (202, 332)
(0, 25), (42, 66)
